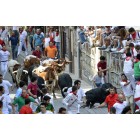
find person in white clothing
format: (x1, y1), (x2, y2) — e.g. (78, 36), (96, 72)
(0, 86), (12, 114)
(44, 33), (50, 48)
(67, 80), (86, 113)
(123, 52), (135, 91)
(0, 74), (13, 95)
(120, 73), (134, 113)
(38, 103), (53, 114)
(0, 46), (10, 78)
(113, 94), (127, 114)
(134, 80), (140, 110)
(0, 27), (8, 45)
(63, 86), (80, 114)
(17, 27), (28, 56)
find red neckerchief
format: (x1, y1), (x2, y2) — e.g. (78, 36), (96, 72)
(21, 94), (29, 99)
(126, 57), (131, 61)
(56, 32), (59, 36)
(132, 32), (136, 40)
(70, 91), (77, 96)
(137, 81), (140, 85)
(122, 80), (127, 83)
(134, 58), (140, 63)
(116, 99), (123, 104)
(2, 49), (7, 52)
(109, 93), (116, 98)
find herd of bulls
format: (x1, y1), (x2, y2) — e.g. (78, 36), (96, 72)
(8, 55), (72, 99)
(7, 55), (114, 109)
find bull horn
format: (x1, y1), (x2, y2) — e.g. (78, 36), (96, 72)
(54, 59), (59, 62)
(66, 60), (72, 63)
(23, 70), (28, 74)
(57, 63), (63, 67)
(12, 71), (17, 74)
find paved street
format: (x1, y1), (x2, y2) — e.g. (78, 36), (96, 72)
(2, 44), (108, 114)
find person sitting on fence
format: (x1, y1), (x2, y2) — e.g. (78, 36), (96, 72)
(128, 27), (140, 41)
(111, 39), (119, 52)
(92, 71), (105, 88)
(101, 37), (112, 51)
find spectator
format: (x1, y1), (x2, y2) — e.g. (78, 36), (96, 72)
(19, 98), (33, 114)
(78, 26), (87, 44)
(129, 43), (137, 58)
(58, 107), (67, 114)
(38, 103), (53, 114)
(120, 73), (134, 114)
(128, 27), (140, 41)
(0, 26), (8, 45)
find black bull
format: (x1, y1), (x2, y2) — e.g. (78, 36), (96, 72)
(85, 83), (113, 108)
(58, 73), (72, 98)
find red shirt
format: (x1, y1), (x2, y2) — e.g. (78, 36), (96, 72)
(32, 50), (41, 58)
(97, 61), (107, 75)
(105, 94), (118, 112)
(27, 83), (38, 96)
(19, 105), (33, 114)
(0, 39), (5, 46)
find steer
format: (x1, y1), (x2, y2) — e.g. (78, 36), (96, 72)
(12, 67), (28, 86)
(85, 83), (114, 108)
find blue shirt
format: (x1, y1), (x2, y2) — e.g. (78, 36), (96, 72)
(9, 36), (18, 46)
(15, 88), (22, 98)
(33, 34), (44, 47)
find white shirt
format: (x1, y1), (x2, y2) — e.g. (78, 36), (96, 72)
(92, 75), (104, 84)
(123, 58), (134, 74)
(54, 32), (60, 42)
(134, 84), (140, 99)
(0, 29), (8, 40)
(0, 94), (11, 114)
(0, 80), (12, 95)
(67, 87), (85, 103)
(0, 50), (10, 61)
(19, 30), (27, 42)
(38, 111), (53, 114)
(44, 37), (50, 47)
(113, 101), (127, 114)
(120, 81), (134, 97)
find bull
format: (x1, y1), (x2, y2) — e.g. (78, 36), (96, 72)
(84, 83), (113, 108)
(58, 73), (72, 98)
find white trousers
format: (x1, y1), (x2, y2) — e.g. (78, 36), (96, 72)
(17, 41), (28, 56)
(30, 99), (39, 112)
(1, 61), (8, 78)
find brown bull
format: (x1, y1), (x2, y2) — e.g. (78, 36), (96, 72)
(24, 57), (40, 69)
(32, 66), (56, 98)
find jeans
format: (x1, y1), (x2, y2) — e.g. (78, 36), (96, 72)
(78, 31), (86, 44)
(55, 42), (60, 58)
(11, 45), (18, 59)
(95, 83), (102, 87)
